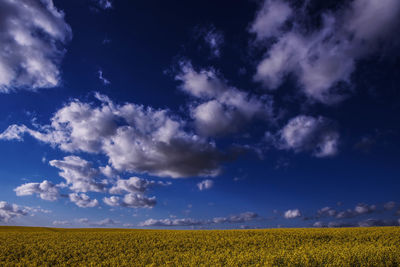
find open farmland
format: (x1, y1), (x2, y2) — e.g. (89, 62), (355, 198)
(0, 226), (399, 266)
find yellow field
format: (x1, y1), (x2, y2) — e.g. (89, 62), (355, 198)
(0, 226), (399, 266)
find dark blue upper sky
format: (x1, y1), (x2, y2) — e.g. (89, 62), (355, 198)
(0, 0), (399, 228)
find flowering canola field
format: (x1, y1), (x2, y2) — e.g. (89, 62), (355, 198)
(0, 226), (399, 266)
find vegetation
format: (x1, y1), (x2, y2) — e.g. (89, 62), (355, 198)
(0, 226), (399, 266)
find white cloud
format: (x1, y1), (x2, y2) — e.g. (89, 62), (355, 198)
(139, 211), (259, 227)
(99, 165), (118, 179)
(1, 94), (226, 178)
(176, 62), (273, 136)
(323, 217), (399, 228)
(250, 0), (292, 40)
(202, 27), (224, 58)
(14, 180), (59, 201)
(335, 203), (377, 219)
(52, 220), (70, 226)
(0, 125), (30, 141)
(0, 201), (28, 222)
(384, 201), (396, 210)
(109, 177), (170, 195)
(284, 209), (301, 219)
(327, 221), (356, 228)
(0, 0), (72, 92)
(94, 0), (113, 10)
(253, 0), (400, 104)
(212, 212), (258, 224)
(139, 218), (203, 226)
(103, 193), (156, 209)
(23, 206), (52, 214)
(358, 219), (399, 227)
(317, 207), (337, 218)
(277, 115), (339, 157)
(335, 209), (357, 219)
(77, 217), (118, 226)
(313, 221), (326, 228)
(103, 196), (120, 207)
(98, 70), (110, 85)
(121, 193), (156, 208)
(197, 179), (214, 191)
(69, 193), (99, 208)
(344, 0), (400, 42)
(354, 203), (376, 215)
(49, 156), (106, 193)
(139, 218), (202, 227)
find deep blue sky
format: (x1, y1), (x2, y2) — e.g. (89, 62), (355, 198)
(0, 0), (399, 228)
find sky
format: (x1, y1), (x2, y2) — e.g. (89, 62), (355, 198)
(0, 0), (399, 229)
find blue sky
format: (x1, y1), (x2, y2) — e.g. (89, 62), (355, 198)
(0, 0), (399, 229)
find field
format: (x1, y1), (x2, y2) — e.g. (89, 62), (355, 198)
(0, 226), (399, 266)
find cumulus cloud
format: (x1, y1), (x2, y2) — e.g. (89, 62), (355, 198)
(252, 0), (400, 104)
(109, 177), (170, 195)
(250, 0), (292, 40)
(99, 165), (119, 179)
(52, 220), (70, 226)
(103, 196), (120, 207)
(139, 211), (259, 227)
(212, 212), (258, 224)
(313, 221), (326, 228)
(77, 218), (118, 227)
(103, 193), (156, 209)
(354, 203), (377, 215)
(49, 156), (106, 193)
(0, 93), (226, 178)
(0, 0), (72, 92)
(384, 201), (396, 211)
(317, 207), (337, 218)
(276, 115), (339, 157)
(197, 179), (214, 191)
(139, 218), (203, 227)
(335, 209), (357, 219)
(327, 221), (357, 228)
(336, 203), (377, 219)
(69, 193), (99, 208)
(358, 218), (399, 227)
(320, 218), (400, 227)
(325, 218), (399, 228)
(14, 180), (59, 201)
(121, 193), (156, 208)
(313, 203), (379, 220)
(176, 61), (273, 136)
(0, 201), (28, 222)
(284, 209), (301, 219)
(23, 206), (52, 214)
